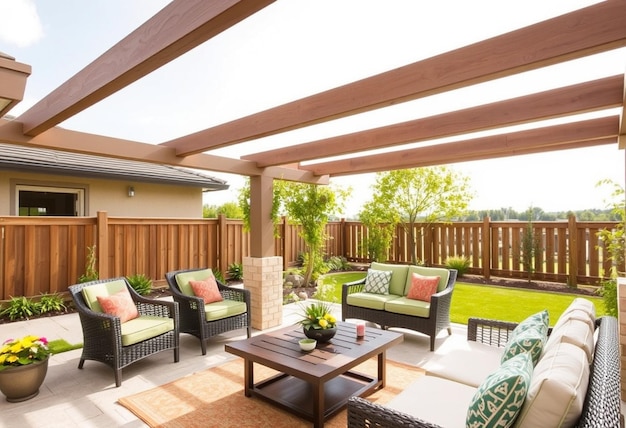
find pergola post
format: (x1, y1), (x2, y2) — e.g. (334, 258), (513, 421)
(243, 175), (283, 330)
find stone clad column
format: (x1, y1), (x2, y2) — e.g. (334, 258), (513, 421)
(243, 256), (283, 330)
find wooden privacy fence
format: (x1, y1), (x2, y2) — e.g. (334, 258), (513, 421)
(0, 212), (621, 299)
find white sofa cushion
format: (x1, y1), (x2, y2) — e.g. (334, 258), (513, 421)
(543, 317), (595, 362)
(425, 340), (504, 388)
(386, 375), (477, 428)
(514, 342), (589, 428)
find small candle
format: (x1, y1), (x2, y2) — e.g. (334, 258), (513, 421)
(356, 323), (365, 337)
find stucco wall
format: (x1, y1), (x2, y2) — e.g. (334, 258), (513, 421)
(0, 171), (220, 217)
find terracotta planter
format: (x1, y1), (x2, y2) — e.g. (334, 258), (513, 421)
(303, 326), (337, 343)
(0, 356), (49, 402)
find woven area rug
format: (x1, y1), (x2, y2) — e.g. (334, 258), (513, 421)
(118, 357), (425, 428)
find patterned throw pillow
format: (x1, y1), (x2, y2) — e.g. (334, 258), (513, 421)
(363, 269), (392, 295)
(501, 327), (546, 366)
(97, 288), (139, 323)
(190, 277), (223, 303)
(467, 352), (533, 428)
(510, 309), (549, 339)
(406, 272), (440, 302)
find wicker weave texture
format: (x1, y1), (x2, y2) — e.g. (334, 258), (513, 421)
(165, 268), (251, 355)
(342, 269), (457, 351)
(68, 278), (180, 387)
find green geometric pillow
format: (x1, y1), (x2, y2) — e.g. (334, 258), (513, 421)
(467, 352), (533, 428)
(501, 327), (546, 366)
(363, 269), (392, 295)
(510, 309), (549, 339)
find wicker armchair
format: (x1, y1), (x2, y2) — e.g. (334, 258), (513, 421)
(68, 278), (180, 387)
(165, 268), (251, 355)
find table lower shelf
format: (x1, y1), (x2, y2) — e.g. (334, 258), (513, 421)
(251, 370), (380, 422)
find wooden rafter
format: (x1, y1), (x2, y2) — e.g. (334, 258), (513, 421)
(0, 119), (327, 184)
(244, 76), (624, 167)
(17, 0), (276, 136)
(302, 116), (620, 176)
(163, 0), (626, 157)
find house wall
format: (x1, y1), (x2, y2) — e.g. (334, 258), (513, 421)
(0, 170), (209, 217)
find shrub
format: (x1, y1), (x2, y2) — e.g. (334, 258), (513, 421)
(213, 269), (225, 283)
(598, 278), (617, 317)
(227, 263), (243, 281)
(0, 296), (41, 321)
(325, 256), (351, 271)
(38, 293), (67, 313)
(126, 274), (152, 296)
(444, 256), (470, 277)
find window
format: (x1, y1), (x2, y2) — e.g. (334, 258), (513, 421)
(16, 185), (85, 216)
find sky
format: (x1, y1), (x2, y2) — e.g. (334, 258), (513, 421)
(0, 0), (624, 217)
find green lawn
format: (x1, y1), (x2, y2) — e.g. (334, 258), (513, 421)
(317, 272), (605, 326)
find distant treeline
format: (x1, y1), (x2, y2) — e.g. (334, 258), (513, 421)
(460, 207), (620, 222)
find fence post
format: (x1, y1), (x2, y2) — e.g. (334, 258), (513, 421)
(482, 216), (491, 279)
(568, 214), (578, 287)
(218, 214), (227, 275)
(97, 211), (109, 278)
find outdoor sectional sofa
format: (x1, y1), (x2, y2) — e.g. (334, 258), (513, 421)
(342, 262), (457, 351)
(347, 298), (621, 428)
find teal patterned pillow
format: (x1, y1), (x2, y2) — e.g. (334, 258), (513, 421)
(363, 269), (392, 295)
(467, 352), (533, 428)
(511, 310), (549, 339)
(501, 327), (546, 366)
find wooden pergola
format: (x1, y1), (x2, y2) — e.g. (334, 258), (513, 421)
(0, 0), (625, 327)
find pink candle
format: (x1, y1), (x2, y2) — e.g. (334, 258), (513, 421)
(356, 323), (365, 337)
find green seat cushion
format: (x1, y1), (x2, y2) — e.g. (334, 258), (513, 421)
(467, 352), (533, 427)
(81, 279), (128, 313)
(175, 269), (214, 296)
(204, 299), (248, 321)
(120, 316), (175, 346)
(370, 262), (409, 296)
(384, 297), (430, 318)
(404, 266), (450, 295)
(346, 292), (402, 311)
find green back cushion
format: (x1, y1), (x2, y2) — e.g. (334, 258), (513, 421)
(467, 352), (533, 427)
(370, 262), (409, 296)
(404, 266), (450, 295)
(175, 268), (214, 296)
(81, 279), (128, 313)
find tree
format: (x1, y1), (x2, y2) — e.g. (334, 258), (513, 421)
(359, 166), (472, 265)
(203, 202), (244, 219)
(239, 179), (349, 285)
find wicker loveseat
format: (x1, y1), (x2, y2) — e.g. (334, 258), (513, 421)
(342, 262), (457, 351)
(347, 298), (621, 428)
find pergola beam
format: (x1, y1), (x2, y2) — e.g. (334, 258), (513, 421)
(163, 0), (626, 157)
(303, 116), (620, 176)
(0, 119), (327, 184)
(17, 0), (276, 136)
(245, 76), (624, 167)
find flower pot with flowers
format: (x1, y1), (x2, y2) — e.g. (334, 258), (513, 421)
(0, 335), (50, 402)
(298, 301), (337, 343)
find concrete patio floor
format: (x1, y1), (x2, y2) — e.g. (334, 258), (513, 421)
(0, 300), (470, 427)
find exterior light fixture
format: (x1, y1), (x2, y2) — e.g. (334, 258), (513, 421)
(0, 52), (31, 118)
(128, 186), (135, 197)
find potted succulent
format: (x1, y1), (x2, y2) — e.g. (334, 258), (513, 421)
(0, 335), (50, 402)
(298, 301), (337, 343)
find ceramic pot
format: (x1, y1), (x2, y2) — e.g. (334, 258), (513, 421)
(0, 356), (49, 402)
(303, 326), (337, 343)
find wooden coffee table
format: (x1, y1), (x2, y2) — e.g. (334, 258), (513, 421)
(225, 322), (403, 428)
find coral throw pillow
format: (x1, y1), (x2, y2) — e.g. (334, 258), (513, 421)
(190, 277), (223, 303)
(407, 273), (440, 302)
(97, 288), (139, 323)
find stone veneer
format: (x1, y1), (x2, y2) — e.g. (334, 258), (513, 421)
(243, 256), (283, 330)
